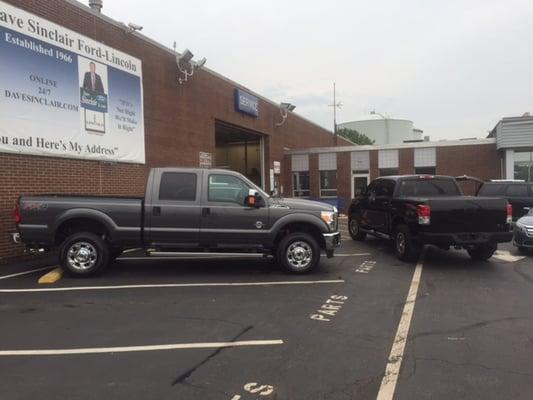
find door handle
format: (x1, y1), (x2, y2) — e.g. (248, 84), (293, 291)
(202, 207), (210, 216)
(153, 206), (161, 216)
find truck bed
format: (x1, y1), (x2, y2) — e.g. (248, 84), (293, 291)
(400, 195), (509, 233)
(18, 195), (144, 247)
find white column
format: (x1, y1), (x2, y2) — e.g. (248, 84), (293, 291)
(505, 149), (514, 180)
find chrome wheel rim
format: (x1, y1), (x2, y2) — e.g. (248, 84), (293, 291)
(67, 241), (97, 271)
(286, 241), (313, 269)
(396, 232), (406, 255)
(349, 218), (359, 235)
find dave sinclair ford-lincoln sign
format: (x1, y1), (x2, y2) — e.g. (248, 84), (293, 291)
(0, 0), (145, 164)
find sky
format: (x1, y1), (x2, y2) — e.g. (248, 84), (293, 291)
(99, 0), (533, 140)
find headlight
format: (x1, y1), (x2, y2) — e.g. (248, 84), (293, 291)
(321, 210), (338, 231)
(516, 221), (528, 234)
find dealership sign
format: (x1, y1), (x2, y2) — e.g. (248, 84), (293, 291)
(0, 1), (145, 163)
(234, 89), (258, 117)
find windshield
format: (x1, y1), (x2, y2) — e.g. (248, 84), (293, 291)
(397, 179), (461, 197)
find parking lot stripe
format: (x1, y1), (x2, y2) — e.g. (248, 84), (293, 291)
(38, 267), (63, 284)
(0, 339), (284, 356)
(376, 250), (425, 400)
(0, 266), (55, 281)
(0, 279), (344, 293)
(334, 253), (371, 257)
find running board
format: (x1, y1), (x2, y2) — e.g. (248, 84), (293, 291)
(361, 228), (392, 240)
(147, 252), (268, 259)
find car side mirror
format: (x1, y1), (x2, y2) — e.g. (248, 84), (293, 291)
(245, 194), (263, 208)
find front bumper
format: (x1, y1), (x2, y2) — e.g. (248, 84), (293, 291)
(323, 232), (341, 258)
(513, 228), (533, 248)
(419, 231), (513, 246)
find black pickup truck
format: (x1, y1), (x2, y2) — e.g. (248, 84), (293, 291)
(347, 175), (513, 261)
(14, 168), (340, 276)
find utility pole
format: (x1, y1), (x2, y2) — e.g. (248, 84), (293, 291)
(328, 82), (342, 145)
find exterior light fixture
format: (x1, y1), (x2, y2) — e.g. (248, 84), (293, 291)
(175, 46), (207, 85)
(122, 22), (143, 34)
(275, 102), (296, 127)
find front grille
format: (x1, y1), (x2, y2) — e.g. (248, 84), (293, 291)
(524, 225), (533, 237)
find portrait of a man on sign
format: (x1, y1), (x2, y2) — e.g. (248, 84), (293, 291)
(82, 62), (105, 94)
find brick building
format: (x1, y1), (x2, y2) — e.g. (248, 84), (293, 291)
(283, 138), (504, 212)
(0, 0), (348, 262)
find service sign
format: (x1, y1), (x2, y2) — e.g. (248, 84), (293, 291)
(0, 1), (145, 163)
(234, 88), (258, 117)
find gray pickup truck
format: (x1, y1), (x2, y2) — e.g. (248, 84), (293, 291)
(14, 168), (340, 276)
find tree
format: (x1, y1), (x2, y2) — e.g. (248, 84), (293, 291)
(336, 127), (375, 145)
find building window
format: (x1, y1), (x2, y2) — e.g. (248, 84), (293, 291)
(292, 171), (310, 197)
(319, 153), (337, 197)
(159, 172), (197, 201)
(415, 166), (436, 175)
(320, 170), (337, 197)
(514, 151), (533, 182)
(379, 168), (399, 176)
(378, 149), (398, 177)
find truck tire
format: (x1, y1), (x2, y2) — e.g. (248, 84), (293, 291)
(59, 232), (111, 277)
(467, 243), (497, 261)
(348, 215), (366, 241)
(393, 224), (422, 262)
(277, 232), (320, 274)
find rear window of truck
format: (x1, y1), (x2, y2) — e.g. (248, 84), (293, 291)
(397, 179), (460, 197)
(478, 184), (504, 196)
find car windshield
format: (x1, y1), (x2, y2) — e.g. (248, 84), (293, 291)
(398, 179), (461, 197)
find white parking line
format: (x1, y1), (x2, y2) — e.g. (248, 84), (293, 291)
(376, 250), (425, 400)
(0, 279), (344, 293)
(0, 339), (284, 356)
(335, 253), (371, 257)
(0, 266), (55, 281)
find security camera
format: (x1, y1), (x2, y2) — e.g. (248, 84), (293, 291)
(127, 22), (143, 31)
(179, 49), (194, 64)
(280, 102), (296, 112)
(195, 57), (207, 68)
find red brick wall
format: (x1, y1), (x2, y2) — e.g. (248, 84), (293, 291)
(337, 152), (351, 212)
(0, 0), (346, 263)
(399, 149), (414, 175)
(436, 144), (502, 195)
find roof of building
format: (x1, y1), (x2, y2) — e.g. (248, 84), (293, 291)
(286, 138), (496, 154)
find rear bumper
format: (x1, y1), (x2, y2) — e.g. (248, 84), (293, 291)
(323, 232), (341, 257)
(419, 231), (513, 246)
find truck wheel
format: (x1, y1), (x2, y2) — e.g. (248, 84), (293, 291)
(277, 232), (320, 274)
(59, 232), (110, 277)
(393, 224), (422, 262)
(467, 243), (497, 261)
(348, 215), (366, 241)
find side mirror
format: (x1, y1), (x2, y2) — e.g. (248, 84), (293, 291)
(245, 194), (262, 208)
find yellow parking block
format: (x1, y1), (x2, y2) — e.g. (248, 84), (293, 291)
(38, 267), (63, 284)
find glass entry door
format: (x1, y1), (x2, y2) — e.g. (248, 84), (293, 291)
(352, 173), (369, 198)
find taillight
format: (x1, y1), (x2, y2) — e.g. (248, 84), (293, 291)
(417, 204), (431, 225)
(506, 203), (513, 224)
(14, 204), (21, 225)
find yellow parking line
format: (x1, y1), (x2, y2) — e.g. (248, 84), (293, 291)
(38, 267), (63, 284)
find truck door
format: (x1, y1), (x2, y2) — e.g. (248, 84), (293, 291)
(145, 169), (202, 248)
(368, 179), (395, 234)
(200, 172), (270, 249)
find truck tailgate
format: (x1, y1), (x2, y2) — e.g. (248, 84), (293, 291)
(426, 196), (508, 233)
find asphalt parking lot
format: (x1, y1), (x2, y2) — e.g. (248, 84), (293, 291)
(1, 219), (533, 400)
